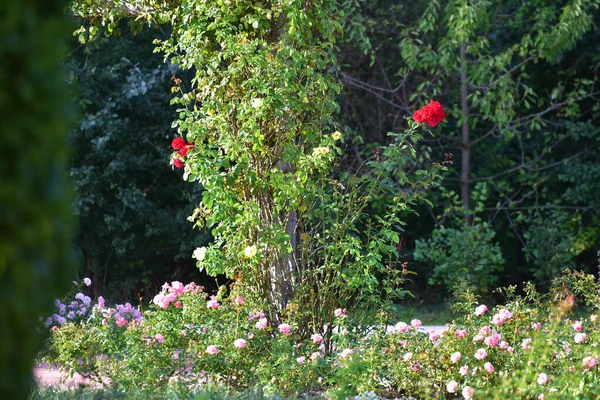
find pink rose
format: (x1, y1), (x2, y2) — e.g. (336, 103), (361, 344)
(484, 362), (495, 374)
(402, 352), (413, 362)
(255, 318), (268, 329)
(334, 308), (347, 318)
(395, 322), (409, 333)
(474, 348), (488, 360)
(459, 365), (469, 376)
(153, 293), (170, 309)
(296, 356), (306, 365)
(340, 348), (354, 360)
(234, 338), (247, 349)
(522, 338), (533, 350)
(169, 281), (185, 295)
(474, 304), (488, 316)
(311, 333), (323, 343)
(206, 345), (219, 355)
(450, 352), (462, 363)
(574, 332), (587, 344)
(455, 329), (468, 338)
(492, 308), (513, 325)
(582, 356), (597, 369)
(411, 319), (422, 327)
(485, 333), (502, 347)
(446, 380), (458, 393)
(278, 323), (291, 335)
(206, 297), (220, 309)
(154, 334), (165, 343)
(462, 386), (474, 399)
(473, 334), (485, 342)
(479, 325), (492, 336)
(572, 321), (583, 331)
(537, 373), (548, 385)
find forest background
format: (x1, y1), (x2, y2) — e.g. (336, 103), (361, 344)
(68, 0), (600, 305)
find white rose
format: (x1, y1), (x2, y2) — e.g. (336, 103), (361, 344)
(251, 98), (263, 108)
(193, 247), (207, 261)
(244, 245), (258, 258)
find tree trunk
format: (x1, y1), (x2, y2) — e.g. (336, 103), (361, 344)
(268, 210), (297, 314)
(460, 42), (473, 225)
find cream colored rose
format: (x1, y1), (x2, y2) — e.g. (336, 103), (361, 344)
(193, 247), (207, 261)
(332, 131), (342, 140)
(244, 245), (258, 258)
(251, 98), (263, 108)
(312, 146), (329, 156)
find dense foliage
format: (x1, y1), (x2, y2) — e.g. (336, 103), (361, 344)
(0, 0), (76, 398)
(60, 0), (599, 303)
(337, 0), (600, 294)
(66, 26), (207, 302)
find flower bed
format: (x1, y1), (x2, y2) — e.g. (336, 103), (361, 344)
(38, 271), (599, 399)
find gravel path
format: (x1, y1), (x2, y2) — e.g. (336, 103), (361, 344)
(34, 363), (105, 390)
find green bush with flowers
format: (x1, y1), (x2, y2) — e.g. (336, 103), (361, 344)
(38, 269), (600, 399)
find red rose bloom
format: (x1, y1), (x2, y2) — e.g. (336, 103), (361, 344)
(413, 109), (426, 124)
(413, 100), (446, 127)
(173, 158), (184, 169)
(172, 137), (186, 150)
(178, 147), (189, 157)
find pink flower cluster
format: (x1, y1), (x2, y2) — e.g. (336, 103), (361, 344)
(582, 356), (597, 370)
(206, 296), (220, 309)
(114, 303), (143, 327)
(311, 333), (324, 344)
(152, 281), (202, 309)
(474, 304), (488, 316)
(492, 308), (513, 325)
(46, 288), (94, 328)
(278, 323), (291, 335)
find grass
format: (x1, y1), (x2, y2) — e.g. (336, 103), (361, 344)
(392, 302), (454, 325)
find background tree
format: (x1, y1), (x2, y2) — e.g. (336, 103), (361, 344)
(0, 0), (76, 397)
(337, 0), (600, 294)
(67, 25), (208, 302)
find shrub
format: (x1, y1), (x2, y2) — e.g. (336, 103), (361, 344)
(414, 222), (504, 293)
(0, 0), (75, 398)
(39, 271), (600, 399)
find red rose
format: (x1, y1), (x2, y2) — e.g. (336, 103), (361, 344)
(173, 158), (184, 169)
(172, 137), (186, 150)
(413, 100), (446, 127)
(413, 109), (426, 124)
(178, 147), (189, 157)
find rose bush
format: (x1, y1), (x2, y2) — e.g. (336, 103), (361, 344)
(39, 270), (599, 398)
